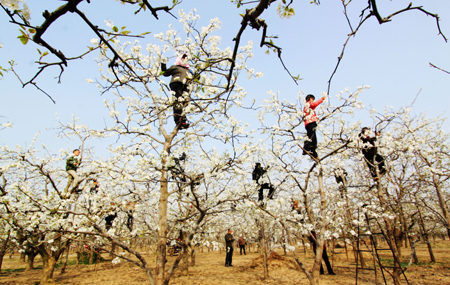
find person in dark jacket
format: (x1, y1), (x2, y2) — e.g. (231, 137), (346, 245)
(66, 149), (81, 193)
(252, 163), (275, 201)
(161, 54), (194, 129)
(303, 94), (326, 159)
(359, 127), (386, 179)
(168, 152), (187, 182)
(308, 231), (336, 275)
(334, 168), (348, 197)
(225, 229), (235, 267)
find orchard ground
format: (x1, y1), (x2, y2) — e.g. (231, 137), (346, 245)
(2, 239), (450, 285)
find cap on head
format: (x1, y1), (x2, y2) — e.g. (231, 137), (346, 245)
(305, 94), (315, 102)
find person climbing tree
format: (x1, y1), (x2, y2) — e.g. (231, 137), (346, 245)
(334, 168), (348, 197)
(161, 54), (195, 129)
(252, 163), (275, 201)
(168, 152), (187, 182)
(359, 127), (387, 179)
(303, 94), (326, 159)
(66, 149), (81, 193)
(105, 213), (117, 231)
(126, 201), (136, 232)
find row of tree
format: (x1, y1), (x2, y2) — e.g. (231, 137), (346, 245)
(0, 5), (449, 285)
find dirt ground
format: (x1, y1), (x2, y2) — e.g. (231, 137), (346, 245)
(1, 240), (450, 285)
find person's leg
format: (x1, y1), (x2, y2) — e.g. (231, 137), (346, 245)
(225, 246), (232, 266)
(304, 122), (317, 156)
(243, 245), (246, 255)
(322, 248), (335, 274)
(364, 154), (377, 177)
(229, 246), (233, 265)
(376, 154), (386, 175)
(258, 186), (264, 201)
(67, 170), (79, 190)
(268, 185), (275, 199)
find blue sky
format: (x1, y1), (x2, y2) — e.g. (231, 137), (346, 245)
(1, 0), (449, 156)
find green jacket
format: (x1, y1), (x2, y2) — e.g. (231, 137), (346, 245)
(66, 155), (79, 171)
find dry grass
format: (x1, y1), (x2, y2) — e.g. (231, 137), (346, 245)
(1, 240), (449, 285)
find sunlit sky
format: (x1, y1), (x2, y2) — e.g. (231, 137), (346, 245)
(1, 0), (449, 157)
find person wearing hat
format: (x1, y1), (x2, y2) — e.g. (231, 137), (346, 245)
(303, 94), (325, 159)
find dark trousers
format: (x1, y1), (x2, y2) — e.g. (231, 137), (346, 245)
(258, 183), (275, 201)
(225, 246), (233, 265)
(364, 153), (386, 177)
(239, 245), (246, 255)
(170, 82), (188, 125)
(304, 122), (318, 158)
(313, 247), (334, 274)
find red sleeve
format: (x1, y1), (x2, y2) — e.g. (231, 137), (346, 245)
(309, 98), (324, 109)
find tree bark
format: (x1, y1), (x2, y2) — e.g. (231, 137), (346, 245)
(40, 255), (57, 284)
(156, 164), (169, 285)
(25, 251), (38, 271)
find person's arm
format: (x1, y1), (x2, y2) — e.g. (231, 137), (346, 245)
(309, 97), (324, 108)
(162, 65), (176, 77)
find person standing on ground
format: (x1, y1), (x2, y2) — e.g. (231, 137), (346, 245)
(238, 236), (246, 255)
(66, 149), (81, 193)
(225, 229), (235, 267)
(308, 231), (336, 275)
(303, 94), (326, 159)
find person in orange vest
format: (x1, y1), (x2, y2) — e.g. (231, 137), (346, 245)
(303, 94), (326, 159)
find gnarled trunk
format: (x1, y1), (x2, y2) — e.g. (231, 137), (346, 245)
(25, 251), (38, 271)
(40, 256), (57, 284)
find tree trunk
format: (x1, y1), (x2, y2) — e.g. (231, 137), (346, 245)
(25, 251), (38, 271)
(432, 177), (450, 239)
(20, 252), (26, 263)
(190, 244), (196, 266)
(40, 256), (57, 284)
(60, 246), (70, 274)
(375, 182), (402, 285)
(0, 232), (10, 272)
(261, 224), (268, 280)
(156, 169), (169, 285)
(417, 205), (435, 262)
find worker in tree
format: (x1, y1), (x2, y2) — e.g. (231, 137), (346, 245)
(303, 94), (326, 159)
(252, 163), (275, 201)
(90, 179), (100, 194)
(334, 168), (348, 197)
(66, 149), (81, 193)
(105, 213), (117, 231)
(359, 127), (387, 179)
(168, 152), (187, 182)
(161, 54), (195, 129)
(126, 201), (136, 232)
